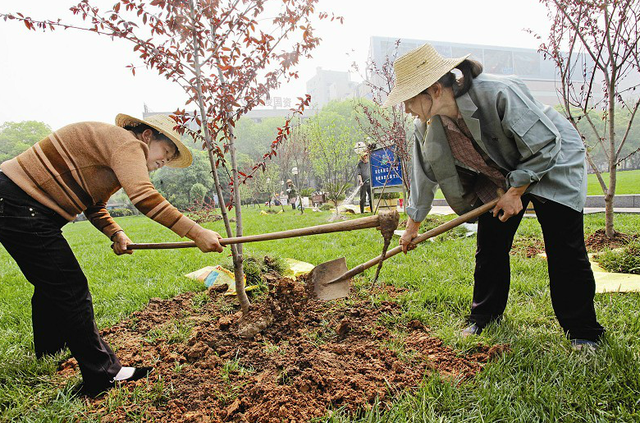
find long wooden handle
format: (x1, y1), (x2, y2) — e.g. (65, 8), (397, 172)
(127, 213), (382, 250)
(327, 199), (499, 284)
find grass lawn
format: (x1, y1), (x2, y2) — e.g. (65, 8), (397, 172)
(0, 208), (639, 422)
(587, 169), (640, 195)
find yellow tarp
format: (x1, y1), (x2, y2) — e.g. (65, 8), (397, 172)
(283, 258), (315, 277)
(537, 252), (640, 293)
(184, 265), (258, 296)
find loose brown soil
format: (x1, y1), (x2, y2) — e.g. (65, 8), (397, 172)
(585, 229), (637, 252)
(61, 278), (507, 422)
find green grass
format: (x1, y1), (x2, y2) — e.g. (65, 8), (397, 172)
(1, 207), (639, 422)
(428, 169), (640, 200)
(587, 169), (640, 195)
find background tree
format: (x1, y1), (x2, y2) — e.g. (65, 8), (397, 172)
(2, 1), (338, 313)
(534, 0), (640, 238)
(234, 117), (287, 162)
(0, 121), (51, 162)
(190, 182), (208, 206)
(306, 101), (361, 212)
(278, 118), (312, 192)
(352, 40), (414, 197)
(152, 147), (229, 209)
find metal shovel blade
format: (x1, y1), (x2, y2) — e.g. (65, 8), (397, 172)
(310, 257), (350, 301)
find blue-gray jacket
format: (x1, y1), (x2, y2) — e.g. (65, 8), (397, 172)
(406, 73), (587, 222)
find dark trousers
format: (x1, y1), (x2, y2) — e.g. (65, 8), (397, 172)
(469, 195), (604, 341)
(0, 172), (121, 391)
(360, 181), (372, 214)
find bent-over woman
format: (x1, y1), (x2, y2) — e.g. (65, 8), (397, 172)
(0, 114), (224, 396)
(386, 44), (604, 349)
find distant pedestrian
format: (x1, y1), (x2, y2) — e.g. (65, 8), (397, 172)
(283, 179), (298, 210)
(0, 114), (224, 397)
(389, 43), (604, 349)
(355, 142), (372, 214)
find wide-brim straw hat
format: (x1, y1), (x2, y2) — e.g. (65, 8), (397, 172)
(383, 43), (470, 108)
(354, 141), (367, 154)
(115, 113), (193, 168)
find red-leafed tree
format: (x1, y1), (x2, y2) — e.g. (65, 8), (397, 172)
(352, 40), (413, 210)
(2, 0), (340, 313)
(532, 0), (640, 238)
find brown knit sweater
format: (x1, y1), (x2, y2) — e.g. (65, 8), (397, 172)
(0, 122), (196, 239)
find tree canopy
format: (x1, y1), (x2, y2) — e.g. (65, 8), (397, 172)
(0, 121), (51, 162)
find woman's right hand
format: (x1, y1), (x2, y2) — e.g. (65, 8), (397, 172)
(186, 225), (224, 253)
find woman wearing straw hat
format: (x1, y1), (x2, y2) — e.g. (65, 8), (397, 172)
(0, 114), (224, 396)
(387, 43), (604, 349)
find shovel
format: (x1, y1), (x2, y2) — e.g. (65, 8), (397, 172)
(311, 198), (499, 300)
(127, 211), (399, 251)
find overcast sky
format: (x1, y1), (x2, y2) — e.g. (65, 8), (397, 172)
(0, 0), (551, 130)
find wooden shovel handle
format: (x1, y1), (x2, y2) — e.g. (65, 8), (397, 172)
(328, 199), (499, 284)
(127, 213), (383, 250)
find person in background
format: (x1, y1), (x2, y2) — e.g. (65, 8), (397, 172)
(387, 43), (604, 350)
(0, 114), (224, 396)
(284, 179), (298, 210)
(355, 142), (373, 214)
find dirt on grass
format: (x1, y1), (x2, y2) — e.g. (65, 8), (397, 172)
(60, 277), (508, 422)
(585, 229), (637, 252)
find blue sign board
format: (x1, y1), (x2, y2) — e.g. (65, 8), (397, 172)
(370, 147), (403, 188)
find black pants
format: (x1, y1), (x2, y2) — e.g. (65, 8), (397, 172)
(0, 172), (121, 391)
(469, 195), (604, 341)
(360, 181), (372, 214)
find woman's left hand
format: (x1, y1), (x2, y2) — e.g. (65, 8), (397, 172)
(492, 185), (529, 222)
(111, 231), (134, 255)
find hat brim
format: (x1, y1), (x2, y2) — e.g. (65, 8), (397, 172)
(383, 55), (469, 108)
(115, 113), (193, 168)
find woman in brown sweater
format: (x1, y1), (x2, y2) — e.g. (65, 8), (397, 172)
(0, 114), (223, 396)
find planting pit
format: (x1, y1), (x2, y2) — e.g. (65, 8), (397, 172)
(61, 277), (507, 422)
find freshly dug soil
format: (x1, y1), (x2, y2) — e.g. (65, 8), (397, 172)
(585, 229), (636, 252)
(62, 278), (507, 422)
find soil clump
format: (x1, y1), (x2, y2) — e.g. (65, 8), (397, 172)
(585, 229), (637, 252)
(62, 278), (506, 422)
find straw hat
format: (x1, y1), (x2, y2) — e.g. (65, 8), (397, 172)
(383, 43), (469, 108)
(354, 141), (367, 155)
(115, 113), (193, 168)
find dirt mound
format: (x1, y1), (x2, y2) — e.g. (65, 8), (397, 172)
(65, 279), (507, 422)
(585, 229), (636, 251)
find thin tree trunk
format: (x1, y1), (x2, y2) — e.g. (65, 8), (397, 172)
(605, 82), (617, 238)
(188, 0), (249, 313)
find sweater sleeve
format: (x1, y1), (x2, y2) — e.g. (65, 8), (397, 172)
(85, 202), (123, 239)
(109, 139), (197, 237)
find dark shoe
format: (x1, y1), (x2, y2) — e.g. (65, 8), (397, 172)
(461, 323), (483, 337)
(122, 366), (153, 382)
(570, 339), (598, 351)
(83, 367), (153, 398)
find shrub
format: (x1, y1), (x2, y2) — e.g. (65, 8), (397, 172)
(109, 208), (133, 217)
(222, 255), (286, 286)
(375, 191), (400, 199)
(596, 241), (640, 274)
(320, 203), (333, 211)
(300, 188), (314, 197)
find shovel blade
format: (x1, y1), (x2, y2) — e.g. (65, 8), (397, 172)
(310, 257), (350, 301)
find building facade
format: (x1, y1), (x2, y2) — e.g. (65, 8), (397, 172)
(367, 36), (597, 107)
